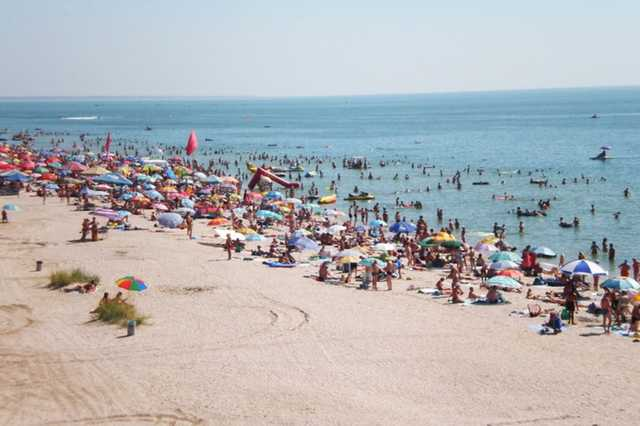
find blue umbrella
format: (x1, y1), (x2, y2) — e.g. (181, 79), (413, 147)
(389, 221), (416, 234)
(355, 224), (367, 233)
(601, 277), (640, 291)
(489, 251), (522, 263)
(45, 183), (60, 190)
(256, 210), (283, 220)
(487, 276), (522, 289)
(93, 173), (132, 186)
(202, 175), (222, 184)
(0, 170), (30, 182)
(265, 191), (283, 200)
(246, 233), (266, 241)
(531, 246), (556, 258)
(158, 212), (183, 228)
(369, 219), (387, 228)
(560, 259), (607, 277)
(2, 203), (20, 211)
(144, 190), (164, 201)
(164, 168), (177, 180)
(143, 183), (156, 190)
(291, 236), (320, 251)
(181, 198), (195, 209)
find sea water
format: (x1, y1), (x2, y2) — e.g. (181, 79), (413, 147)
(1, 87), (639, 267)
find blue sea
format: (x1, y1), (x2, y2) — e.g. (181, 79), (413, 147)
(1, 87), (639, 266)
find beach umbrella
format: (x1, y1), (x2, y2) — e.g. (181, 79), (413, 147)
(221, 176), (239, 184)
(474, 242), (499, 253)
(489, 251), (522, 263)
(487, 276), (522, 290)
(193, 171), (207, 180)
(489, 260), (520, 270)
(327, 224), (346, 235)
(560, 259), (608, 277)
(2, 203), (20, 211)
(208, 217), (230, 226)
(337, 256), (359, 265)
(20, 160), (36, 170)
(432, 231), (455, 242)
(82, 166), (109, 175)
(158, 212), (183, 228)
(496, 269), (523, 279)
(65, 161), (87, 172)
(265, 191), (283, 200)
(441, 240), (463, 250)
(292, 236), (320, 251)
(116, 276), (148, 292)
(354, 224), (367, 233)
(335, 249), (362, 258)
(94, 173), (132, 186)
(285, 197), (302, 205)
(44, 183), (60, 191)
(601, 277), (640, 291)
(174, 207), (195, 216)
(245, 233), (266, 241)
(0, 170), (30, 182)
(325, 209), (346, 217)
(152, 203), (169, 211)
(359, 257), (386, 267)
(530, 246), (557, 258)
(369, 219), (387, 228)
(180, 198), (195, 209)
(34, 166), (49, 174)
(374, 243), (396, 252)
(479, 235), (500, 244)
(215, 230), (245, 241)
(419, 238), (440, 248)
(202, 175), (222, 184)
(389, 221), (417, 234)
(185, 130), (198, 156)
(144, 190), (164, 201)
(256, 210), (283, 220)
(48, 162), (63, 169)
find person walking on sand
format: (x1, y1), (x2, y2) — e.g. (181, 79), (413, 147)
(225, 234), (233, 260)
(601, 289), (612, 334)
(1, 208), (8, 224)
(384, 260), (395, 291)
(90, 219), (98, 242)
(185, 213), (193, 239)
(80, 218), (90, 241)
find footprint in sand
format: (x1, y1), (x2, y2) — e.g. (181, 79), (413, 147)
(0, 304), (34, 335)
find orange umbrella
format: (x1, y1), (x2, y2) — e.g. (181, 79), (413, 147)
(208, 218), (230, 226)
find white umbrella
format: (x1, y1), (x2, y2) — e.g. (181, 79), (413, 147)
(560, 259), (607, 277)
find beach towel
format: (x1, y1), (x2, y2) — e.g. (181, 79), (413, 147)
(262, 261), (296, 268)
(468, 297), (509, 305)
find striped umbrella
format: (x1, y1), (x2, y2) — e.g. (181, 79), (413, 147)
(560, 259), (608, 277)
(116, 276), (148, 292)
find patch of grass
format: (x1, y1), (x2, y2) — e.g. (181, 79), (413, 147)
(91, 301), (149, 327)
(48, 268), (100, 289)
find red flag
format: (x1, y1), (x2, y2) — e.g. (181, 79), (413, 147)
(103, 132), (112, 153)
(185, 130), (198, 156)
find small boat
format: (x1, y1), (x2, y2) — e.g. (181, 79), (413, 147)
(530, 179), (547, 185)
(304, 171), (317, 178)
(205, 138), (214, 142)
(591, 113), (599, 119)
(145, 126), (152, 131)
(344, 192), (375, 201)
(318, 194), (337, 205)
(267, 143), (278, 147)
(290, 165), (304, 172)
(472, 181), (490, 186)
(264, 125), (272, 128)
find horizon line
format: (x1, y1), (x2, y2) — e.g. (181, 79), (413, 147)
(0, 84), (639, 101)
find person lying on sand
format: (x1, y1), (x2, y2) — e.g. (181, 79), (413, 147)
(450, 284), (464, 303)
(64, 280), (97, 294)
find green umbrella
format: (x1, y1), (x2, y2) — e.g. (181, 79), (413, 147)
(359, 257), (386, 267)
(441, 240), (462, 249)
(419, 238), (439, 248)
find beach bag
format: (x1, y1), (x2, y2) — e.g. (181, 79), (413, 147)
(560, 308), (570, 321)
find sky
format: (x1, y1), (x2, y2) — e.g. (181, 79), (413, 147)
(1, 0), (639, 97)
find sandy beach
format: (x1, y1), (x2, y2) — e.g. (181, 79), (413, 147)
(1, 194), (637, 426)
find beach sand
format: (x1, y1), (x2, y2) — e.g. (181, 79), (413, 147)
(1, 195), (637, 425)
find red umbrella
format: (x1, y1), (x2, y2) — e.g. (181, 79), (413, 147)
(185, 130), (198, 156)
(40, 172), (58, 181)
(20, 160), (36, 170)
(0, 161), (15, 170)
(46, 156), (62, 164)
(66, 161), (87, 172)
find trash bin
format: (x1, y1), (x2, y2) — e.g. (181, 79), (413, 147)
(36, 261), (43, 271)
(127, 320), (136, 336)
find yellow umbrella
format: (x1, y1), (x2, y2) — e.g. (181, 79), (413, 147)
(480, 235), (500, 244)
(82, 166), (109, 175)
(337, 256), (359, 264)
(432, 232), (455, 242)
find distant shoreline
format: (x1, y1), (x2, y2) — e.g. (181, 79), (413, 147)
(1, 85), (640, 102)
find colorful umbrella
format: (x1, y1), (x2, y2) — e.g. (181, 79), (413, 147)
(487, 276), (522, 290)
(560, 259), (608, 277)
(601, 277), (640, 291)
(116, 276), (148, 292)
(489, 251), (522, 263)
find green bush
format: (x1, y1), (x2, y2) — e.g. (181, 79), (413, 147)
(92, 300), (149, 327)
(49, 268), (100, 289)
